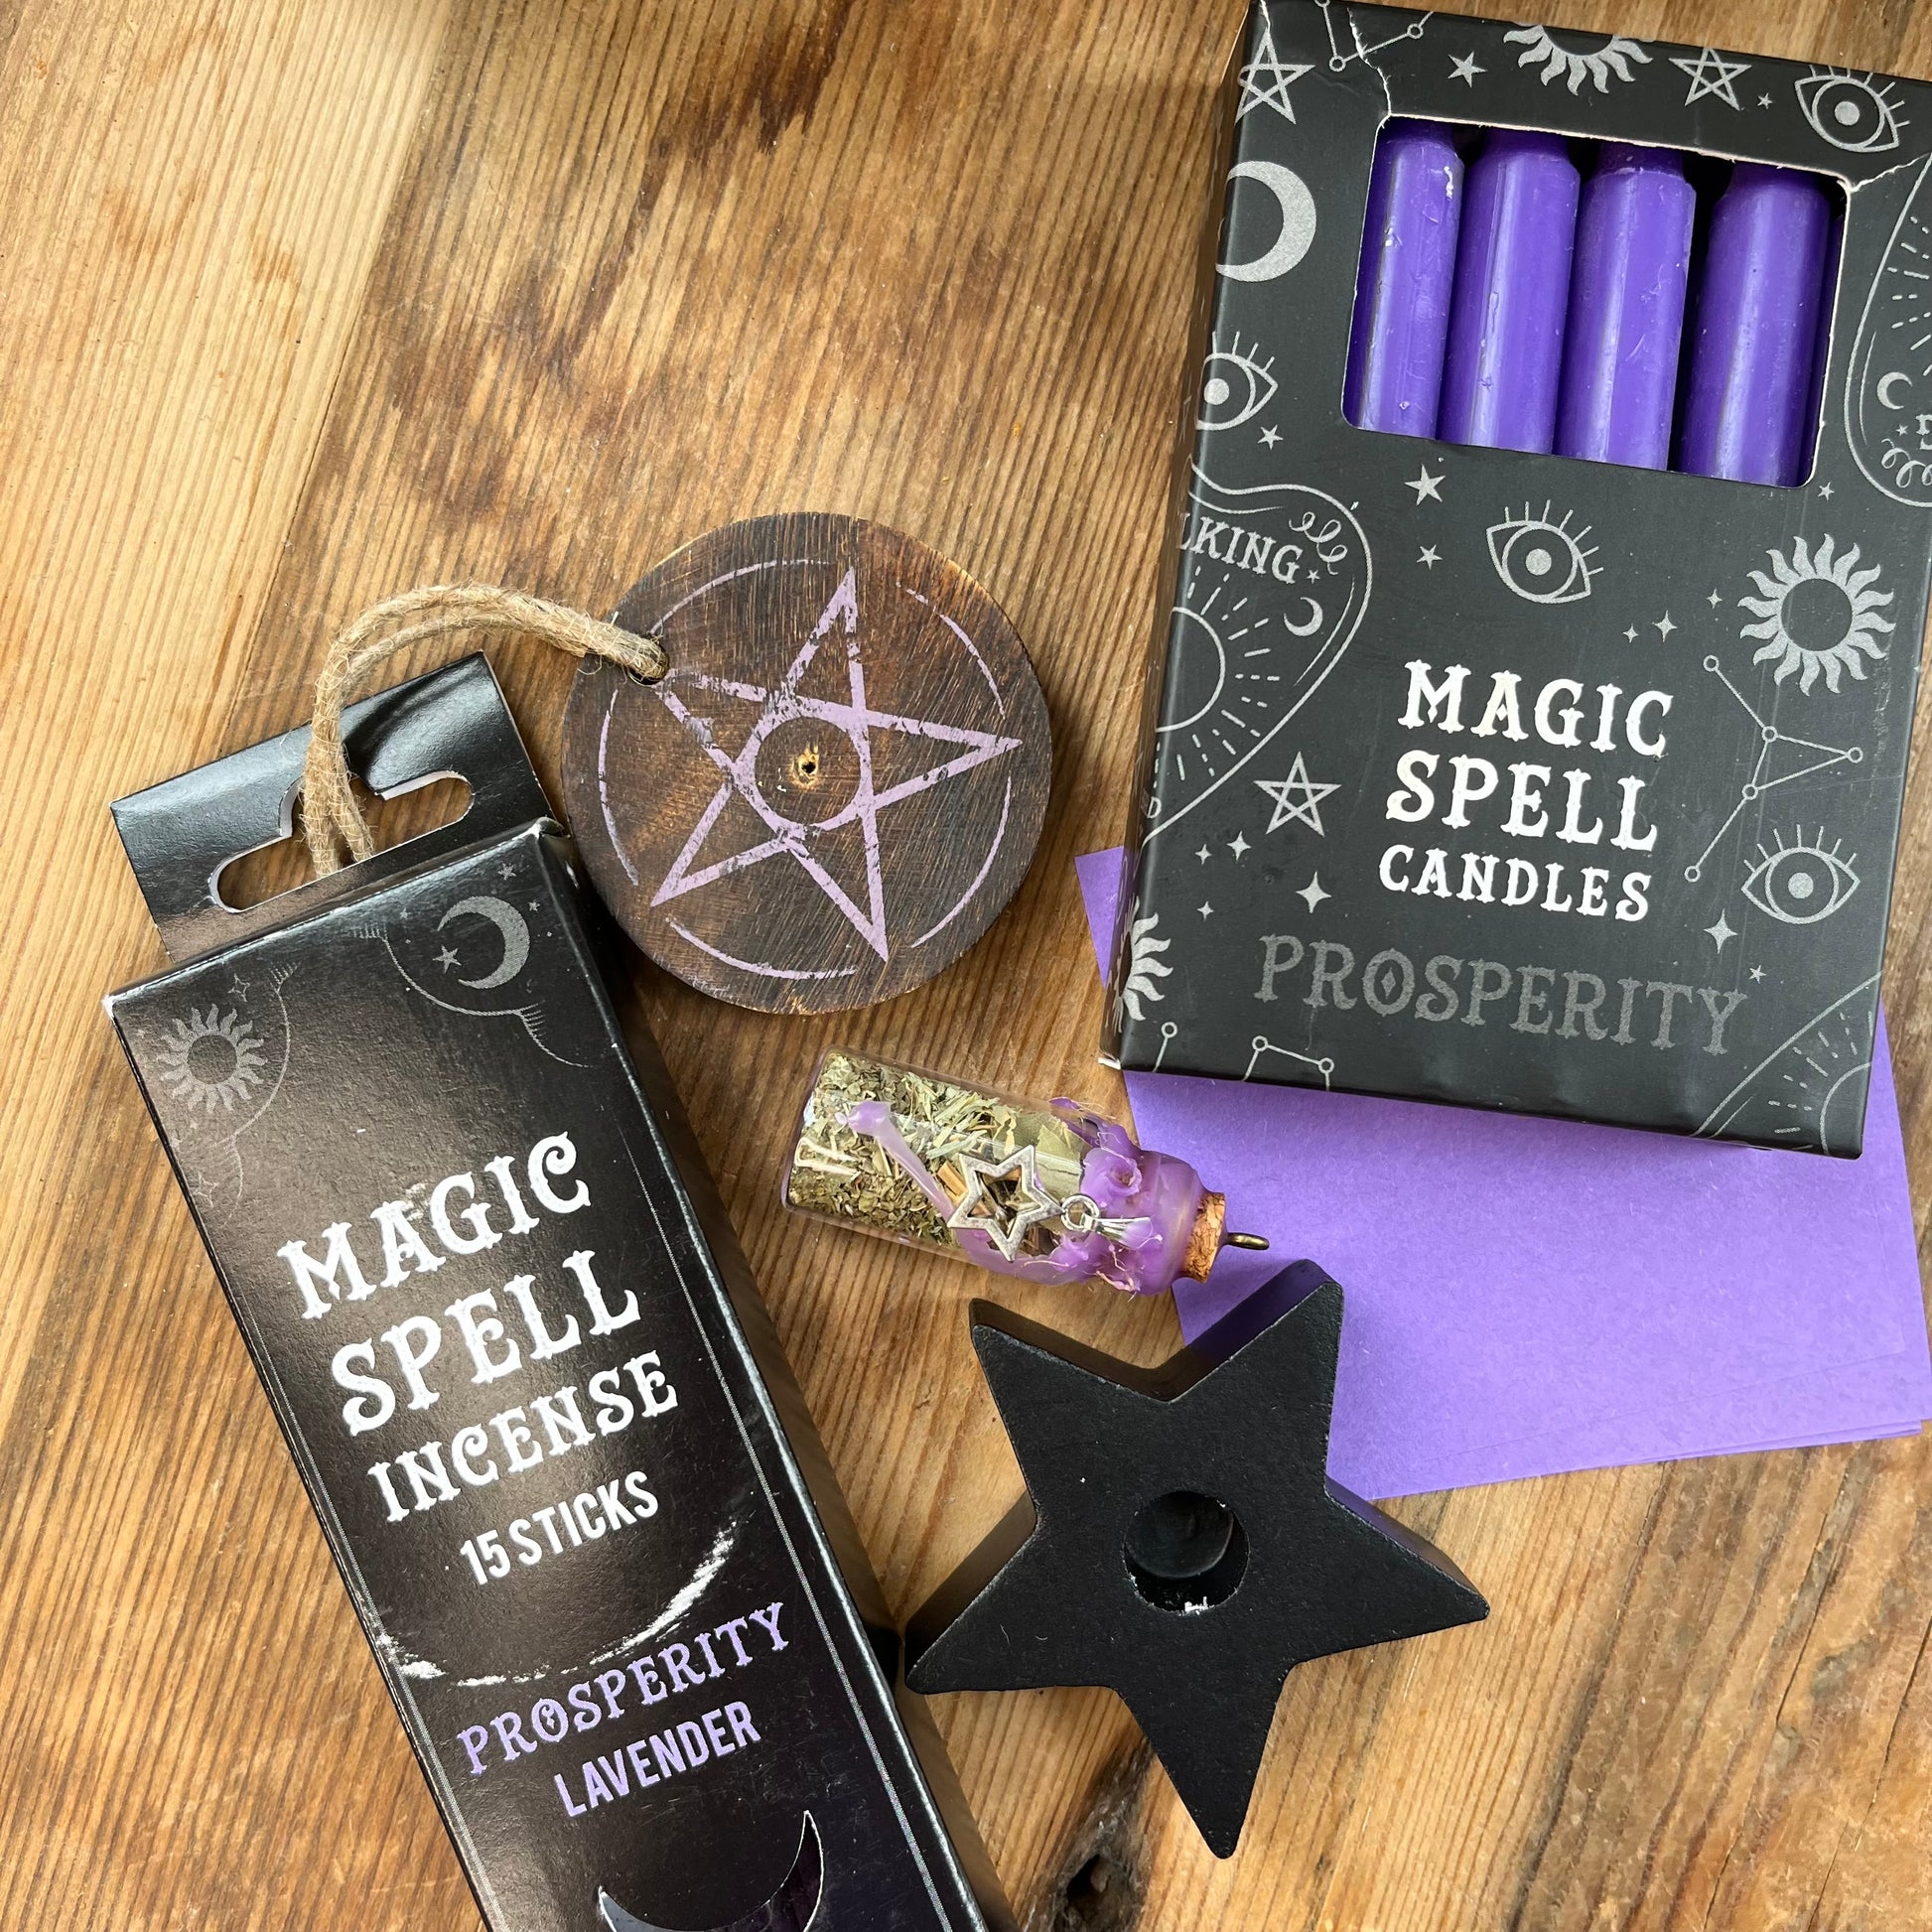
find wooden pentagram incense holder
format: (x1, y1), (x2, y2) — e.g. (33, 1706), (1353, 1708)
(561, 513), (1051, 1014)
(105, 657), (1009, 1932)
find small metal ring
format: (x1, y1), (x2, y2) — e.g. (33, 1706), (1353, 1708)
(1061, 1192), (1101, 1233)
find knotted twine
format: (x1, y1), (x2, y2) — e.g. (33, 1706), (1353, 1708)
(300, 584), (666, 876)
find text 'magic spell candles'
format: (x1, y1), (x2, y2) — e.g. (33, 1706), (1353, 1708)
(1113, 0), (1932, 1155)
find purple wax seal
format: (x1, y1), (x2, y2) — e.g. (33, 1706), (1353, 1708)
(1440, 130), (1580, 454)
(1345, 120), (1463, 438)
(1557, 144), (1696, 470)
(1678, 163), (1835, 485)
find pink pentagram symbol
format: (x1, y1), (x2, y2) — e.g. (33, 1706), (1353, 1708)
(560, 515), (1051, 1014)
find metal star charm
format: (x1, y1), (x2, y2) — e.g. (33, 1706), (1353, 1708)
(944, 1144), (1060, 1262)
(906, 1268), (1488, 1856)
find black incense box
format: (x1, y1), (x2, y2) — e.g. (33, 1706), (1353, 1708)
(1109, 0), (1932, 1155)
(105, 657), (1008, 1931)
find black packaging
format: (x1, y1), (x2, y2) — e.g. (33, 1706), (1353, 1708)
(1108, 0), (1932, 1155)
(105, 657), (1008, 1930)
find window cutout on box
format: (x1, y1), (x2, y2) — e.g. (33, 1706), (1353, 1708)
(1342, 121), (1844, 488)
(217, 773), (472, 909)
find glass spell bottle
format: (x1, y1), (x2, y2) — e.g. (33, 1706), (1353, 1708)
(784, 1049), (1266, 1295)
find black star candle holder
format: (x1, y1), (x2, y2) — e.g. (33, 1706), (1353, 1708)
(904, 1264), (1488, 1857)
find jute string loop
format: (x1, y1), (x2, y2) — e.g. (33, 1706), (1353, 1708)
(301, 584), (666, 876)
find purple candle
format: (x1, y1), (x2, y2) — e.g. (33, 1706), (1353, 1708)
(1678, 164), (1835, 485)
(1345, 120), (1463, 437)
(1440, 130), (1580, 453)
(1557, 145), (1696, 470)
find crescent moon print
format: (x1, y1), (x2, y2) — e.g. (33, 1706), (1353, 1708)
(601, 1814), (823, 1932)
(1219, 162), (1317, 283)
(1149, 469), (1371, 840)
(1697, 976), (1879, 1153)
(438, 895), (529, 989)
(1846, 156), (1932, 504)
(361, 882), (584, 1066)
(145, 964), (296, 1202)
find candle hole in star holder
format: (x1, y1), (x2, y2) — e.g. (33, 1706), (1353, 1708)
(1123, 1490), (1249, 1613)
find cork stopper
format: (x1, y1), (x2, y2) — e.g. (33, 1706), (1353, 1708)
(1180, 1190), (1228, 1282)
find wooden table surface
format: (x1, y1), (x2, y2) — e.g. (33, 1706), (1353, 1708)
(4, 1), (1931, 1925)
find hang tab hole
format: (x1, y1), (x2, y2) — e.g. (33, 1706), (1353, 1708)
(216, 773), (473, 909)
(1124, 1490), (1248, 1614)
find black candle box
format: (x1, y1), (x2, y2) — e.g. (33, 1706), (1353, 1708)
(105, 658), (1009, 1931)
(1107, 0), (1932, 1155)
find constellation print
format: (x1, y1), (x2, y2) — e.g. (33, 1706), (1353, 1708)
(1245, 1035), (1336, 1086)
(1317, 0), (1431, 72)
(1684, 655), (1863, 883)
(1153, 1021), (1178, 1073)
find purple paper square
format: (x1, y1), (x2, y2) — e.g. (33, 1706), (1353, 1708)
(1079, 849), (1929, 1497)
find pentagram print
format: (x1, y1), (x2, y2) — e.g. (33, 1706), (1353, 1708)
(561, 515), (1051, 1015)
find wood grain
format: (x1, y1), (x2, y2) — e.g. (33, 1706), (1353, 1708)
(0, 1), (1928, 1927)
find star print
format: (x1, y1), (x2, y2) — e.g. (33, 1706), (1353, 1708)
(1672, 46), (1749, 109)
(1450, 52), (1484, 84)
(902, 1280), (1487, 1857)
(1407, 466), (1445, 503)
(945, 1146), (1059, 1263)
(1419, 545), (1441, 569)
(1819, 482), (1835, 499)
(1655, 614), (1677, 640)
(228, 973), (250, 999)
(1708, 589), (1724, 608)
(1236, 14), (1312, 121)
(1749, 965), (1766, 983)
(1259, 425), (1281, 447)
(1196, 844), (1212, 864)
(1705, 912), (1736, 952)
(649, 569), (1022, 962)
(1297, 874), (1330, 912)
(1256, 753), (1339, 835)
(497, 863), (516, 880)
(1624, 626), (1639, 643)
(1198, 900), (1214, 919)
(1229, 832), (1251, 859)
(1758, 93), (1774, 108)
(435, 946), (461, 970)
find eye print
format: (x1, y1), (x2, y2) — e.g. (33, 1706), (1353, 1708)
(1796, 69), (1907, 154)
(1485, 504), (1600, 605)
(1198, 334), (1279, 431)
(1742, 827), (1862, 925)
